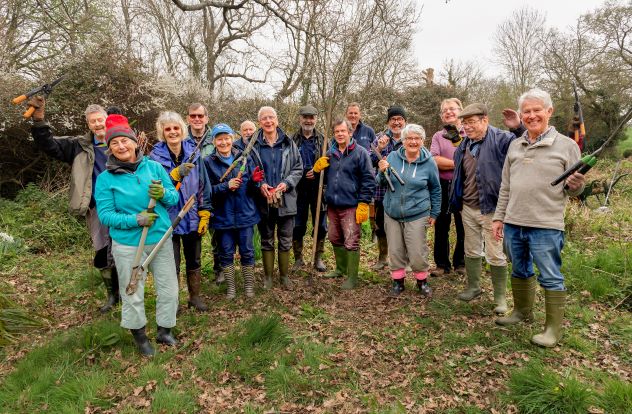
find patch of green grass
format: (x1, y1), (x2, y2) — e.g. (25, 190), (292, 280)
(151, 385), (197, 413)
(508, 362), (594, 414)
(597, 378), (632, 413)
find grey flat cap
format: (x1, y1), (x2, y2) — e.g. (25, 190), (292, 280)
(459, 103), (488, 118)
(299, 105), (318, 116)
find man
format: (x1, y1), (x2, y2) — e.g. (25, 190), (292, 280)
(313, 119), (375, 289)
(493, 89), (585, 348)
(449, 103), (523, 315)
(186, 103), (214, 158)
(430, 98), (466, 277)
(291, 105), (327, 272)
(251, 106), (303, 289)
(370, 105), (407, 270)
(345, 102), (376, 151)
(28, 97), (119, 313)
(234, 120), (256, 151)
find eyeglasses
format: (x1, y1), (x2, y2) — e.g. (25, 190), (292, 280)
(462, 117), (483, 126)
(389, 116), (405, 123)
(441, 107), (460, 114)
(188, 114), (206, 119)
(164, 126), (181, 132)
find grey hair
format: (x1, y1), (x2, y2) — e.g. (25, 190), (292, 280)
(257, 106), (277, 120)
(402, 124), (426, 141)
(240, 120), (256, 130)
(332, 118), (353, 132)
(518, 88), (553, 110)
(155, 111), (188, 141)
(84, 104), (107, 120)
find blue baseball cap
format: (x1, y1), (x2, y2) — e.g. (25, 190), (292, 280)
(211, 123), (234, 138)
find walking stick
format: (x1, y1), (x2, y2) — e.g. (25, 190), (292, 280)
(309, 134), (329, 284)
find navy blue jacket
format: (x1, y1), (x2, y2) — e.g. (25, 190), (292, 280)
(449, 125), (518, 215)
(352, 120), (376, 151)
(203, 147), (260, 230)
(323, 139), (375, 208)
(150, 138), (211, 235)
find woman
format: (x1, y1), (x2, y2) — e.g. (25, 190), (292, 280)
(203, 123), (263, 299)
(150, 111), (211, 311)
(429, 98), (466, 277)
(95, 114), (180, 356)
(377, 124), (441, 297)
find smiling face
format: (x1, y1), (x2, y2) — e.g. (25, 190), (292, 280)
(299, 114), (316, 135)
(187, 106), (209, 136)
(258, 109), (278, 136)
(240, 121), (256, 139)
(440, 102), (461, 125)
(346, 105), (361, 129)
(87, 112), (107, 141)
(162, 122), (184, 147)
(388, 115), (406, 136)
(214, 133), (233, 157)
(520, 98), (553, 139)
(462, 115), (489, 140)
(109, 136), (137, 163)
(403, 132), (423, 155)
(333, 122), (351, 148)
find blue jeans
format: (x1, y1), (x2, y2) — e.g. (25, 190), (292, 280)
(503, 224), (565, 291)
(216, 227), (255, 267)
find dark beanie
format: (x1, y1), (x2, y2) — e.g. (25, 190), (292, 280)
(105, 114), (138, 145)
(387, 105), (406, 121)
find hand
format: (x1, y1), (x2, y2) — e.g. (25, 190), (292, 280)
(492, 220), (504, 242)
(136, 210), (158, 227)
(313, 156), (330, 173)
(197, 210), (211, 235)
(251, 166), (265, 183)
(378, 159), (390, 172)
(565, 171), (585, 192)
(305, 169), (315, 179)
(260, 183), (272, 199)
(502, 108), (521, 130)
(27, 96), (45, 121)
(228, 177), (243, 190)
(377, 135), (389, 150)
(275, 182), (287, 193)
(427, 217), (436, 226)
(355, 202), (369, 224)
(148, 182), (164, 200)
(170, 162), (195, 182)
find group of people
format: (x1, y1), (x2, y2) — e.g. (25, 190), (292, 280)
(26, 87), (585, 356)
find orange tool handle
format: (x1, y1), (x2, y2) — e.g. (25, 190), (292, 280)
(12, 95), (27, 105)
(23, 106), (36, 119)
(175, 181), (182, 191)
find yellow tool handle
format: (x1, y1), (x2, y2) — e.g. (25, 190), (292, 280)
(12, 95), (27, 105)
(23, 106), (36, 119)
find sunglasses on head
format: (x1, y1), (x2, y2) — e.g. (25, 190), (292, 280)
(188, 114), (205, 119)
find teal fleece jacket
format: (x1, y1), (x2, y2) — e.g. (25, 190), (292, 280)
(95, 156), (179, 246)
(377, 146), (441, 222)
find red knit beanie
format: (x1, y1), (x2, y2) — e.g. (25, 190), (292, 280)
(105, 114), (138, 145)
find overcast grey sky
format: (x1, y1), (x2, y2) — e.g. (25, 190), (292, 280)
(413, 0), (606, 77)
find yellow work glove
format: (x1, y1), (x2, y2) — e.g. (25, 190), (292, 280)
(355, 202), (369, 224)
(170, 162), (195, 182)
(312, 156), (330, 173)
(197, 210), (211, 235)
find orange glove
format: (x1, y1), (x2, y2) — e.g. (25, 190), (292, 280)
(197, 210), (211, 235)
(313, 156), (330, 173)
(355, 202), (369, 224)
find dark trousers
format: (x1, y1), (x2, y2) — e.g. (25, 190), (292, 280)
(293, 179), (327, 242)
(258, 208), (294, 252)
(216, 227), (255, 267)
(433, 178), (465, 270)
(172, 232), (202, 275)
(375, 199), (386, 238)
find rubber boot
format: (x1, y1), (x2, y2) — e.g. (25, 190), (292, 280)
(371, 237), (389, 270)
(186, 268), (208, 311)
(156, 326), (177, 346)
(292, 240), (304, 269)
(325, 245), (347, 278)
(390, 278), (405, 296)
(130, 326), (154, 356)
(243, 265), (255, 297)
(223, 264), (236, 299)
(262, 250), (275, 289)
(417, 279), (432, 297)
(531, 290), (566, 348)
(496, 276), (537, 326)
(490, 265), (508, 314)
(99, 268), (120, 314)
(278, 250), (292, 289)
(341, 250), (360, 290)
(458, 257), (482, 301)
(314, 239), (327, 272)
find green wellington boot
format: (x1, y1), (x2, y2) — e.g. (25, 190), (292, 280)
(262, 250), (275, 289)
(278, 250), (292, 289)
(292, 240), (304, 269)
(490, 265), (508, 314)
(325, 245), (347, 278)
(531, 290), (566, 348)
(457, 257), (482, 301)
(495, 276), (537, 326)
(371, 237), (388, 270)
(341, 250), (360, 290)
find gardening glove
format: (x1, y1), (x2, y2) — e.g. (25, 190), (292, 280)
(252, 166), (265, 183)
(312, 156), (330, 173)
(228, 177), (243, 190)
(197, 210), (211, 235)
(136, 210), (158, 227)
(169, 162), (195, 182)
(27, 96), (45, 121)
(148, 182), (165, 200)
(355, 202), (369, 224)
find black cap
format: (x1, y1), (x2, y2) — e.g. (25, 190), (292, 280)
(387, 105), (406, 121)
